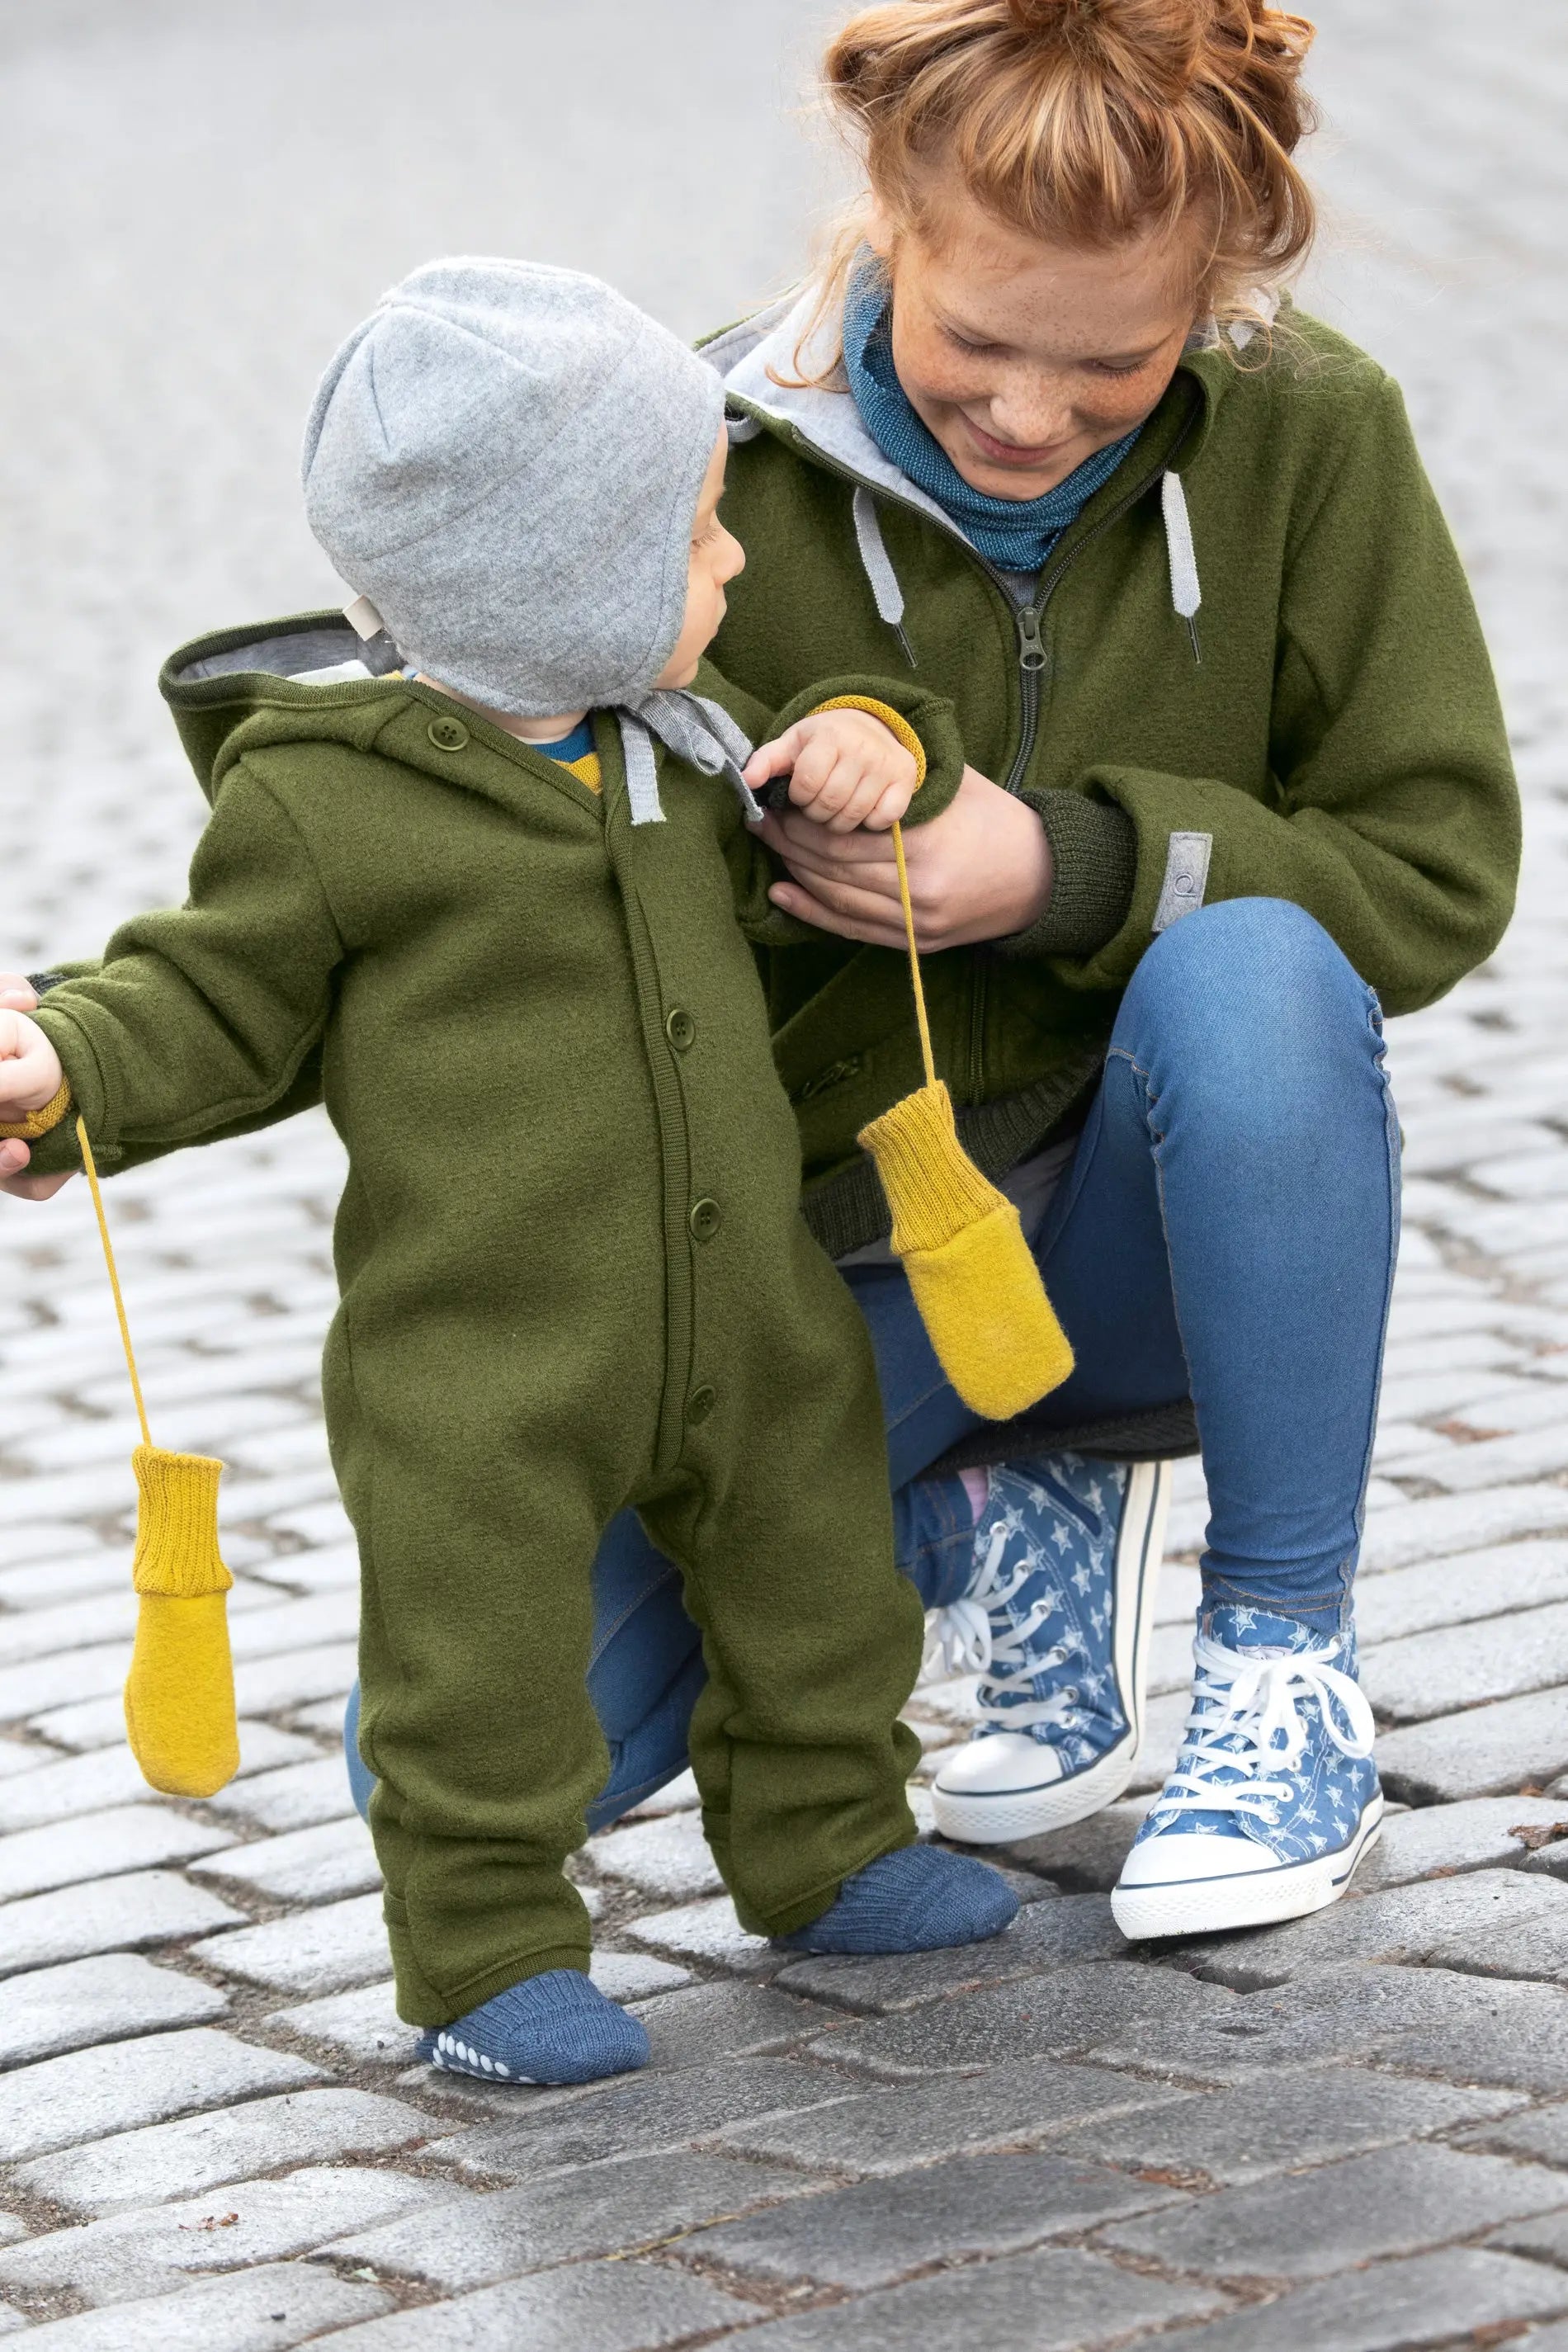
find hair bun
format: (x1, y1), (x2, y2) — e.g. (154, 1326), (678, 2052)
(1004, 0), (1207, 94)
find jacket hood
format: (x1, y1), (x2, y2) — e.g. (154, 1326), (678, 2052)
(159, 612), (428, 802)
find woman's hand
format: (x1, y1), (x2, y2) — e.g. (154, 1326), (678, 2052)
(0, 974), (73, 1200)
(760, 763), (1052, 949)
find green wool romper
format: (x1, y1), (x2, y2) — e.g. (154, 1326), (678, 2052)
(25, 620), (964, 2026)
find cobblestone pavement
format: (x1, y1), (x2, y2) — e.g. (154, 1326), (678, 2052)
(2, 2), (1567, 2345)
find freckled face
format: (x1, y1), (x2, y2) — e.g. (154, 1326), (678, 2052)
(873, 174), (1202, 501)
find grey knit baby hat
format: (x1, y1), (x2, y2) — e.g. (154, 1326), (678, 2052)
(300, 257), (725, 718)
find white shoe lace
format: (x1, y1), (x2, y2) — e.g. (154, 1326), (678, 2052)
(1155, 1629), (1375, 1825)
(923, 1518), (1081, 1734)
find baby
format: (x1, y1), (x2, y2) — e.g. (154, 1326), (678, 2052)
(0, 259), (1016, 2085)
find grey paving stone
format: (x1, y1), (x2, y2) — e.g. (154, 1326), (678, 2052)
(267, 1980), (413, 2066)
(0, 1587), (139, 1663)
(319, 2150), (819, 2294)
(1099, 2142), (1568, 2280)
(621, 1895), (776, 1973)
(0, 1804), (236, 1901)
(1490, 2207), (1568, 2265)
(1052, 2065), (1524, 2185)
(1457, 2100), (1568, 2164)
(774, 1893), (1126, 2019)
(190, 1815), (380, 1904)
(1363, 1603), (1568, 1721)
(224, 1590), (361, 1660)
(997, 1800), (1154, 1893)
(202, 1756), (355, 1833)
(0, 2165), (459, 2307)
(1358, 1486), (1568, 1575)
(0, 1869), (247, 1977)
(1378, 1688), (1568, 1802)
(15, 2085), (442, 2217)
(710, 2057), (1179, 2175)
(423, 2058), (859, 2185)
(0, 1952), (229, 2070)
(0, 1725), (320, 1833)
(626, 1981), (839, 2068)
(585, 1950), (690, 2002)
(0, 2028), (322, 2164)
(1359, 1795), (1568, 1888)
(686, 2244), (1225, 2349)
(1355, 1541), (1568, 1646)
(189, 1892), (388, 1993)
(0, 1639), (133, 1721)
(244, 1542), (359, 1594)
(4, 2260), (392, 2348)
(587, 1811), (724, 1901)
(809, 1959), (1240, 2080)
(0, 1738), (45, 1778)
(289, 2258), (763, 2350)
(1178, 1868), (1568, 1988)
(678, 2149), (1187, 2289)
(1144, 2248), (1568, 2352)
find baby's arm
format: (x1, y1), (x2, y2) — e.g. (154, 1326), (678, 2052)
(744, 701), (923, 835)
(3, 763), (344, 1180)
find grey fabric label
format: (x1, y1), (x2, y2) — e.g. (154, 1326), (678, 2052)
(1153, 831), (1213, 932)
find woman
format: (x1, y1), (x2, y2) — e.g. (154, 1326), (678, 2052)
(3, 0), (1518, 1943)
(574, 0), (1515, 1941)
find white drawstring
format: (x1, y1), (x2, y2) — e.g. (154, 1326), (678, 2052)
(1155, 1630), (1375, 1825)
(848, 473), (1202, 666)
(1161, 470), (1202, 662)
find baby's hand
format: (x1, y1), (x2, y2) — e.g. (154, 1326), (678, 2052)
(744, 707), (918, 834)
(0, 1010), (64, 1126)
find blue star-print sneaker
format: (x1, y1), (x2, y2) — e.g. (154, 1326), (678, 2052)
(928, 1456), (1171, 1845)
(1112, 1603), (1382, 1940)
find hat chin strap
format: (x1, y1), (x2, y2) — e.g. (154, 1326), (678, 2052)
(616, 687), (763, 828)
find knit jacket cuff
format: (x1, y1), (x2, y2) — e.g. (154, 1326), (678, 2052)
(768, 675), (965, 826)
(995, 790), (1138, 961)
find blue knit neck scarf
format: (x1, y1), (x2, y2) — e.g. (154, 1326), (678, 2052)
(842, 258), (1141, 572)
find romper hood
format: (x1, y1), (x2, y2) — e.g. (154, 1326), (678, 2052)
(300, 257), (725, 720)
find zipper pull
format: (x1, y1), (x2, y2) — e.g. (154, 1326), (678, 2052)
(1016, 606), (1048, 674)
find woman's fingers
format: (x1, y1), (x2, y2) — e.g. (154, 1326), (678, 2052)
(767, 876), (911, 947)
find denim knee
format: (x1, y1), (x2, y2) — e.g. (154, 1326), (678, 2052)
(1113, 897), (1382, 1143)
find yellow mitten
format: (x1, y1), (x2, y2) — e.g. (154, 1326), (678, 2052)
(859, 1078), (1074, 1419)
(122, 1446), (239, 1798)
(74, 1116), (240, 1800)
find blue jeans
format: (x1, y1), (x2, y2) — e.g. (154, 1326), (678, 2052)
(347, 899), (1399, 1833)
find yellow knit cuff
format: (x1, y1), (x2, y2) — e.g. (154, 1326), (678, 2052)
(806, 697), (926, 791)
(0, 1076), (73, 1141)
(857, 1080), (1008, 1253)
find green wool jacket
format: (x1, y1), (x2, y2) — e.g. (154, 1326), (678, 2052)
(21, 621), (966, 2017)
(701, 296), (1521, 1259)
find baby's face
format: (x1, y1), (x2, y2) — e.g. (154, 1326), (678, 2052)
(653, 431), (745, 690)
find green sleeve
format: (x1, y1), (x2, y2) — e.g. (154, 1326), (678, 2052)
(1035, 378), (1519, 1014)
(25, 763), (344, 1176)
(694, 664), (967, 946)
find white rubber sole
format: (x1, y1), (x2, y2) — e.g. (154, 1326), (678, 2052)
(931, 1458), (1173, 1847)
(1110, 1793), (1385, 1942)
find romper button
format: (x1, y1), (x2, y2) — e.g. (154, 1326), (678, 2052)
(687, 1384), (716, 1424)
(666, 1008), (696, 1051)
(427, 716), (469, 752)
(689, 1197), (721, 1241)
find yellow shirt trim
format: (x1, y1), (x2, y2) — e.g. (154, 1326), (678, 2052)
(805, 697), (925, 791)
(0, 1075), (73, 1141)
(560, 750), (602, 793)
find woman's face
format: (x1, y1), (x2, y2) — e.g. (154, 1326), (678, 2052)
(873, 174), (1201, 501)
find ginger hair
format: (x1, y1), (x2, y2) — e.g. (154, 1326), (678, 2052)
(790, 0), (1318, 378)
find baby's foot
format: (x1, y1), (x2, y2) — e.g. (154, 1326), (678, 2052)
(416, 1967), (649, 2085)
(773, 1844), (1018, 1955)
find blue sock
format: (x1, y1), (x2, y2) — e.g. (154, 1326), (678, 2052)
(774, 1843), (1019, 1955)
(415, 1968), (649, 2086)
